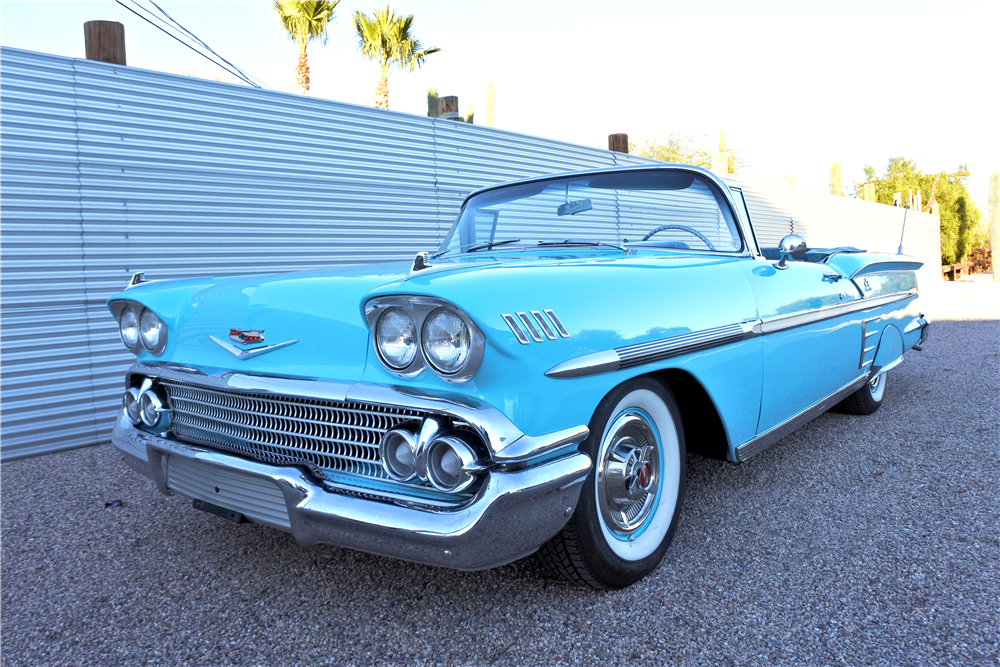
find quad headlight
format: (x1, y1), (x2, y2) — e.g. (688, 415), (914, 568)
(376, 308), (418, 369)
(111, 300), (168, 356)
(119, 307), (139, 348)
(422, 309), (471, 374)
(139, 309), (164, 351)
(365, 297), (485, 383)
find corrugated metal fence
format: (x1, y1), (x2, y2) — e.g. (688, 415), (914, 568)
(0, 47), (940, 461)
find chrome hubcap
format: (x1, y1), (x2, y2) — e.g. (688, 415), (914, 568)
(598, 411), (660, 537)
(870, 374), (881, 392)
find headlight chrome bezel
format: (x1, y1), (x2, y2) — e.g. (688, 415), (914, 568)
(110, 300), (167, 356)
(364, 296), (485, 383)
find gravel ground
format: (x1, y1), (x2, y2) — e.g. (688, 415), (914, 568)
(3, 277), (998, 667)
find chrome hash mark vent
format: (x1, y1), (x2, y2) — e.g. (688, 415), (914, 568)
(160, 381), (426, 481)
(502, 309), (569, 344)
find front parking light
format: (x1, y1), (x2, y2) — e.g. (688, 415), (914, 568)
(139, 389), (170, 429)
(425, 434), (481, 493)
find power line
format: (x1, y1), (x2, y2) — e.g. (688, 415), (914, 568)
(114, 0), (256, 86)
(146, 1), (269, 89)
(113, 0), (265, 88)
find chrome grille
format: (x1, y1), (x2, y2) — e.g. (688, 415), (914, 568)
(160, 381), (427, 480)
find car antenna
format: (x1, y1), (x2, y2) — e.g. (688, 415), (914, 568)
(896, 202), (909, 255)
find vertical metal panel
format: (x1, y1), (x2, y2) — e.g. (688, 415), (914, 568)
(0, 47), (941, 460)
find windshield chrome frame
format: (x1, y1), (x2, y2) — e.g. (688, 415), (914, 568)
(437, 164), (754, 259)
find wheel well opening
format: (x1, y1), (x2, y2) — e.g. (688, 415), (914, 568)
(654, 369), (729, 461)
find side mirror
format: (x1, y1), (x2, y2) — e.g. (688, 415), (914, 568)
(774, 234), (807, 269)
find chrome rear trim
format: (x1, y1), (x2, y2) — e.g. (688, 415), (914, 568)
(761, 291), (915, 334)
(873, 356), (903, 380)
(903, 314), (929, 334)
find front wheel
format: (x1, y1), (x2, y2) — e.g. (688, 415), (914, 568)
(538, 377), (685, 589)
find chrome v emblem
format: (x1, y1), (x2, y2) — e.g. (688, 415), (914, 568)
(209, 335), (298, 360)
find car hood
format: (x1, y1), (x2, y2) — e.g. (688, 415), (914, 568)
(109, 262), (411, 380)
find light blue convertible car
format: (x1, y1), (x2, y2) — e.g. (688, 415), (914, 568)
(109, 164), (929, 589)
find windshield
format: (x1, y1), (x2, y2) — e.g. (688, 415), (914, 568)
(436, 169), (744, 256)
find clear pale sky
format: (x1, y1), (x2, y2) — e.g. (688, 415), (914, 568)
(1, 1), (995, 207)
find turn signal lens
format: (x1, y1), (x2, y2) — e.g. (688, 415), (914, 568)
(422, 309), (471, 374)
(138, 389), (169, 429)
(376, 308), (418, 369)
(119, 307), (139, 349)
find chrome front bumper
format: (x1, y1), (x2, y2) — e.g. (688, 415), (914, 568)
(112, 414), (592, 570)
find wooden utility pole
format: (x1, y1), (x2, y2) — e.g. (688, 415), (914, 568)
(437, 96), (460, 121)
(608, 133), (628, 153)
(84, 21), (126, 65)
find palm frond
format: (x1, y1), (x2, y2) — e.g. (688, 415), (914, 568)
(352, 4), (440, 75)
(274, 0), (340, 53)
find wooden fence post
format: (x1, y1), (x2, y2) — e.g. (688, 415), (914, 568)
(84, 21), (126, 65)
(608, 134), (629, 153)
(437, 96), (460, 121)
(830, 163), (841, 195)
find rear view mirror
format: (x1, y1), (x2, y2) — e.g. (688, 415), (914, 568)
(557, 199), (593, 216)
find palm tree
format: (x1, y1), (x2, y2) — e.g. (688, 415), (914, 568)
(273, 0), (339, 95)
(352, 6), (440, 110)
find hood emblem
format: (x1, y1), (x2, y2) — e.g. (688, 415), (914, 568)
(210, 334), (298, 360)
(230, 328), (265, 344)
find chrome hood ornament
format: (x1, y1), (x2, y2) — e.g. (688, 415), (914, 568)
(210, 334), (298, 360)
(229, 328), (265, 344)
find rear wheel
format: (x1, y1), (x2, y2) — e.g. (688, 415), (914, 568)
(538, 377), (685, 589)
(834, 370), (887, 415)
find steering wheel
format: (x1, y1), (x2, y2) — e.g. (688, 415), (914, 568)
(641, 224), (716, 250)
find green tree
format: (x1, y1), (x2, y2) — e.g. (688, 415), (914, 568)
(854, 157), (982, 264)
(273, 0), (339, 95)
(629, 132), (750, 174)
(353, 5), (440, 110)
